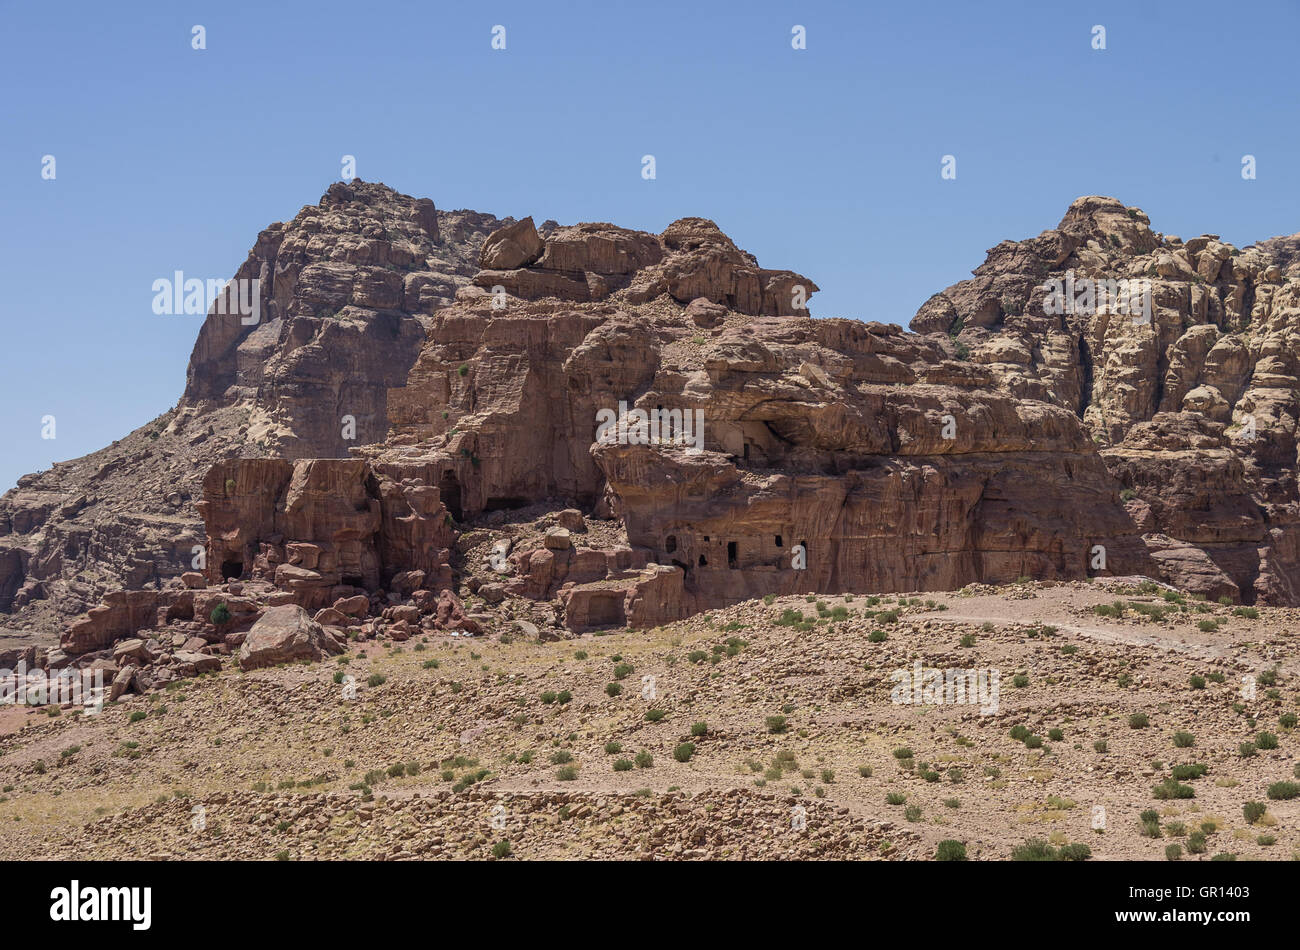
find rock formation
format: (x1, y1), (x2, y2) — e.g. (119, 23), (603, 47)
(7, 186), (1300, 680)
(0, 181), (506, 633)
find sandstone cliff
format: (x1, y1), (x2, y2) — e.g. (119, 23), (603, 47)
(0, 181), (505, 635)
(8, 189), (1300, 656)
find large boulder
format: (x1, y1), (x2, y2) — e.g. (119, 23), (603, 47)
(480, 217), (544, 270)
(238, 605), (338, 670)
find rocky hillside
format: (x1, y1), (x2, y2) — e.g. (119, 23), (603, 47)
(914, 196), (1300, 604)
(0, 182), (506, 636)
(6, 188), (1300, 651)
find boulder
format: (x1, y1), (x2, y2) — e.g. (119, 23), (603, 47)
(238, 605), (338, 671)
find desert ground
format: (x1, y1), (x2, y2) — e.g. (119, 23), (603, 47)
(2, 578), (1296, 861)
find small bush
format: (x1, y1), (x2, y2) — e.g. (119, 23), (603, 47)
(1266, 781), (1300, 800)
(673, 742), (695, 762)
(1172, 731), (1195, 748)
(1152, 778), (1195, 800)
(1128, 713), (1149, 729)
(935, 840), (967, 861)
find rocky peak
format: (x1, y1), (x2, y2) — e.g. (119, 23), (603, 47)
(473, 214), (816, 317)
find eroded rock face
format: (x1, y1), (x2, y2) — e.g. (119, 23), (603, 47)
(0, 181), (505, 632)
(912, 196), (1300, 602)
(15, 191), (1300, 655)
(197, 457), (455, 610)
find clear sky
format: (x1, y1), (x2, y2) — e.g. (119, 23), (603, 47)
(2, 0), (1297, 491)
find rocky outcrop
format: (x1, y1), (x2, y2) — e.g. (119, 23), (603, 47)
(473, 216), (816, 315)
(14, 189), (1300, 656)
(913, 196), (1300, 602)
(196, 457), (456, 610)
(0, 181), (505, 632)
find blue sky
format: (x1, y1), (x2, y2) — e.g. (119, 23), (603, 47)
(2, 0), (1297, 491)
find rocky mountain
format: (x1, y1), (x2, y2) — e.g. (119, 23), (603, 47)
(6, 186), (1300, 662)
(0, 181), (506, 638)
(913, 196), (1300, 604)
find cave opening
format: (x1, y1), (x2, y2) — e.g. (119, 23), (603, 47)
(439, 471), (463, 521)
(727, 541), (738, 568)
(220, 560), (243, 580)
(665, 535), (677, 553)
(698, 554), (708, 567)
(775, 535), (784, 547)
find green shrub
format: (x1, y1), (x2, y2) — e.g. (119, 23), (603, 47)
(673, 742), (695, 762)
(1266, 781), (1300, 800)
(1255, 732), (1279, 750)
(491, 840), (511, 858)
(1172, 731), (1195, 748)
(210, 602), (231, 625)
(1010, 838), (1090, 861)
(935, 840), (967, 861)
(765, 715), (787, 734)
(1128, 713), (1149, 729)
(1152, 778), (1195, 800)
(1243, 801), (1267, 824)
